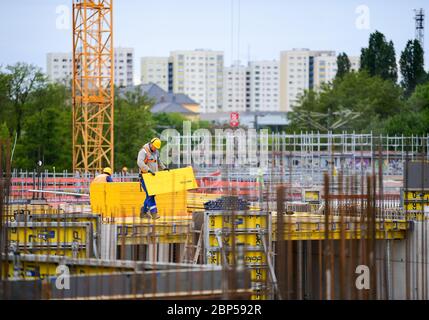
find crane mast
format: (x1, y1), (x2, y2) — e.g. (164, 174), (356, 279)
(72, 0), (114, 173)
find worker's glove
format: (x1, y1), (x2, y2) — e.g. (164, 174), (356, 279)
(148, 170), (156, 176)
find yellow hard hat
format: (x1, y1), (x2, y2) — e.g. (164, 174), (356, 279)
(151, 137), (161, 149)
(103, 167), (112, 175)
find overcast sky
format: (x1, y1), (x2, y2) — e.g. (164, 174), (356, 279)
(0, 0), (427, 83)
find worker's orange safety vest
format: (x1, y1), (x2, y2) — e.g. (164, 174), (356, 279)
(141, 144), (157, 174)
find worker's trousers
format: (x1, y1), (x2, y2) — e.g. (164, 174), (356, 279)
(140, 178), (157, 214)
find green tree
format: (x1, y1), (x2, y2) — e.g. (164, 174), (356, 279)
(386, 82), (429, 134)
(114, 89), (155, 170)
(333, 71), (402, 119)
(290, 71), (404, 132)
(0, 72), (12, 127)
(382, 109), (429, 135)
(2, 63), (46, 138)
(336, 52), (351, 79)
(0, 122), (10, 140)
(360, 30), (398, 82)
(400, 39), (427, 97)
(12, 84), (72, 170)
(153, 112), (186, 132)
(408, 81), (429, 112)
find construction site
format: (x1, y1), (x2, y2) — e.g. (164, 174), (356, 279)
(1, 0), (429, 302)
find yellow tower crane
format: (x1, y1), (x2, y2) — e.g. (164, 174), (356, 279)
(72, 0), (114, 173)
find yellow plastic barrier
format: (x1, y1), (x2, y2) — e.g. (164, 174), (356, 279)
(142, 166), (198, 196)
(90, 167), (198, 218)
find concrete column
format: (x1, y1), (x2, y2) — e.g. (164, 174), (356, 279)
(100, 224), (117, 260)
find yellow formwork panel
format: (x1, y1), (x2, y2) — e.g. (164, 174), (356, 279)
(251, 291), (267, 300)
(403, 190), (429, 220)
(404, 191), (429, 200)
(405, 202), (429, 211)
(272, 220), (408, 232)
(205, 210), (271, 300)
(116, 221), (192, 245)
(7, 224), (90, 245)
(6, 222), (92, 258)
(116, 222), (191, 235)
(310, 204), (321, 211)
(110, 217), (192, 225)
(142, 167), (198, 196)
(14, 214), (101, 237)
(208, 214), (268, 230)
(3, 261), (136, 280)
(404, 212), (428, 221)
(50, 217), (99, 235)
(118, 234), (188, 245)
(304, 190), (320, 202)
(207, 250), (266, 265)
(156, 192), (189, 217)
(15, 249), (88, 259)
(250, 268), (267, 282)
(270, 213), (408, 240)
(209, 233), (263, 248)
(272, 230), (406, 241)
(89, 182), (106, 216)
(90, 182), (188, 218)
(7, 204), (57, 215)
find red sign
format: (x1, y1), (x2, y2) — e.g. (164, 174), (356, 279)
(230, 112), (240, 127)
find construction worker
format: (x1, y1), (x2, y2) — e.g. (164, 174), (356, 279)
(121, 166), (129, 182)
(137, 137), (169, 219)
(93, 167), (113, 183)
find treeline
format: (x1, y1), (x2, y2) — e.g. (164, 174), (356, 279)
(289, 31), (429, 134)
(0, 64), (209, 171)
(0, 64), (72, 171)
